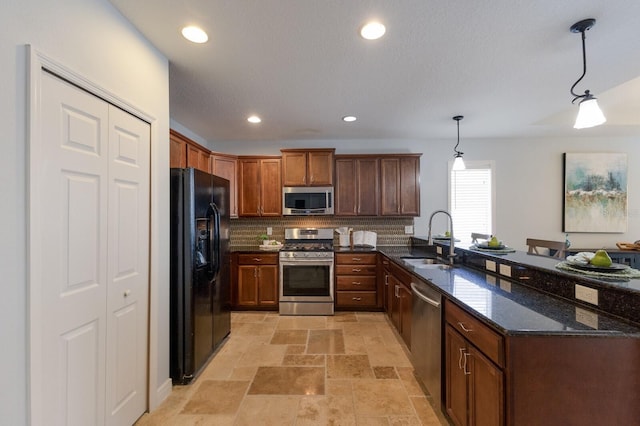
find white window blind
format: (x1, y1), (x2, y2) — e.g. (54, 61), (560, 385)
(449, 161), (494, 243)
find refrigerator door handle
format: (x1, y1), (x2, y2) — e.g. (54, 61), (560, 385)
(208, 202), (221, 280)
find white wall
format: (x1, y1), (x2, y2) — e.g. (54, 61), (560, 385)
(0, 0), (171, 423)
(213, 135), (639, 250)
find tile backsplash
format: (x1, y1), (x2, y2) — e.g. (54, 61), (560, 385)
(230, 217), (414, 247)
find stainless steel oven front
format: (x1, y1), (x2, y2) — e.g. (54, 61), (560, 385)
(279, 252), (334, 316)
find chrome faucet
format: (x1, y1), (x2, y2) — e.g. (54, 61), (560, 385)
(427, 210), (456, 265)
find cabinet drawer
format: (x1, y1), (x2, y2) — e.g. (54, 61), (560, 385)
(335, 253), (377, 265)
(336, 291), (377, 307)
(335, 265), (377, 275)
(238, 253), (278, 265)
(336, 275), (377, 291)
(445, 300), (504, 367)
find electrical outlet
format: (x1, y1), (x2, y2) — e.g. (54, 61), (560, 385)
(499, 264), (511, 277)
(266, 227), (272, 236)
(404, 225), (413, 234)
(575, 284), (598, 305)
(485, 260), (496, 272)
(436, 246), (442, 255)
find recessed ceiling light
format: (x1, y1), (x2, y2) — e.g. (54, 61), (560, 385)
(360, 22), (386, 40)
(247, 115), (262, 124)
(342, 115), (357, 122)
(181, 26), (208, 43)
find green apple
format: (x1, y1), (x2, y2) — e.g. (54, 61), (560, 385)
(488, 236), (500, 247)
(444, 231), (450, 237)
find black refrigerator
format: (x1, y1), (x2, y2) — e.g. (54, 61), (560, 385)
(170, 167), (231, 384)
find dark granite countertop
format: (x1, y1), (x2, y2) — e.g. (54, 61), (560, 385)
(229, 242), (640, 335)
(377, 244), (640, 337)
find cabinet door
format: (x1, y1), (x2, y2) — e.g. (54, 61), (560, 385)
(389, 275), (402, 331)
(399, 284), (412, 348)
(238, 159), (261, 216)
(212, 155), (238, 218)
(445, 325), (469, 426)
(169, 135), (187, 168)
(258, 265), (279, 306)
(356, 158), (379, 215)
(335, 158), (357, 215)
(307, 151), (333, 185)
(186, 144), (201, 170)
(259, 158), (282, 216)
(198, 149), (211, 173)
(237, 266), (259, 306)
(399, 156), (420, 215)
(468, 346), (503, 426)
(282, 151), (307, 186)
(380, 158), (400, 215)
(380, 157), (420, 216)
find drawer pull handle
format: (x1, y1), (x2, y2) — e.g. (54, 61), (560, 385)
(253, 258), (262, 262)
(352, 281), (361, 285)
(352, 257), (361, 261)
(352, 297), (362, 301)
(458, 347), (465, 369)
(458, 322), (473, 333)
(352, 268), (361, 272)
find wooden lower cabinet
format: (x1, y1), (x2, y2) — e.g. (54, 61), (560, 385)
(335, 253), (378, 310)
(445, 299), (504, 426)
(235, 253), (278, 309)
(386, 260), (412, 348)
(445, 325), (503, 426)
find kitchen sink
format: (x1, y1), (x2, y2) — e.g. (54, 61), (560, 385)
(401, 257), (452, 270)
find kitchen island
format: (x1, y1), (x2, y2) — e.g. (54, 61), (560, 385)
(377, 238), (640, 426)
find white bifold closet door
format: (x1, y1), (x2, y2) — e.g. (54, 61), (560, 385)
(38, 70), (149, 426)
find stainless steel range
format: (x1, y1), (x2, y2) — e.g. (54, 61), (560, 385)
(279, 228), (334, 315)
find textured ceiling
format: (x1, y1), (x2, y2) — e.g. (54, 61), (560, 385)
(108, 0), (640, 143)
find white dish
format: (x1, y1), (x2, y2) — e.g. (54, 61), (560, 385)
(260, 243), (283, 250)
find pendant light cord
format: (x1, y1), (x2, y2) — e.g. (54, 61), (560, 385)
(570, 29), (589, 102)
(453, 116), (463, 155)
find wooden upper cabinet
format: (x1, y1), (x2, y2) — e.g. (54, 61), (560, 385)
(335, 156), (379, 216)
(380, 155), (421, 216)
(260, 158), (282, 216)
(281, 149), (334, 186)
(170, 129), (211, 173)
(238, 157), (282, 217)
(211, 154), (238, 218)
(169, 131), (187, 168)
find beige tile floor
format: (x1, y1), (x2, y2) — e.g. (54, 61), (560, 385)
(136, 312), (446, 425)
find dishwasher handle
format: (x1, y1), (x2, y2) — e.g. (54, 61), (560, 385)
(410, 282), (441, 308)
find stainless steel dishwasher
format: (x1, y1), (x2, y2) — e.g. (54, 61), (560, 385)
(410, 280), (442, 411)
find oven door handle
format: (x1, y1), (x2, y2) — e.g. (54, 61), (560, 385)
(280, 259), (334, 266)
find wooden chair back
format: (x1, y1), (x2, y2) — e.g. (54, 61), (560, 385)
(471, 233), (491, 243)
(526, 238), (567, 258)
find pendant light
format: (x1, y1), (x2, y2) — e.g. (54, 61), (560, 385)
(452, 115), (465, 171)
(569, 18), (606, 129)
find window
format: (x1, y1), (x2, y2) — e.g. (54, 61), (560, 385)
(448, 160), (495, 243)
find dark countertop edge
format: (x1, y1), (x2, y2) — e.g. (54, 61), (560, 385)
(376, 246), (640, 337)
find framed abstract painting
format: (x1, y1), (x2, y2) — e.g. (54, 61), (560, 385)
(563, 153), (628, 233)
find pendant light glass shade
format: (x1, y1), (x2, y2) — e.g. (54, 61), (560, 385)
(452, 154), (465, 171)
(574, 95), (606, 129)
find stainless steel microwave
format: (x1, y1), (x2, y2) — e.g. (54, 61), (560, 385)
(282, 186), (334, 215)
